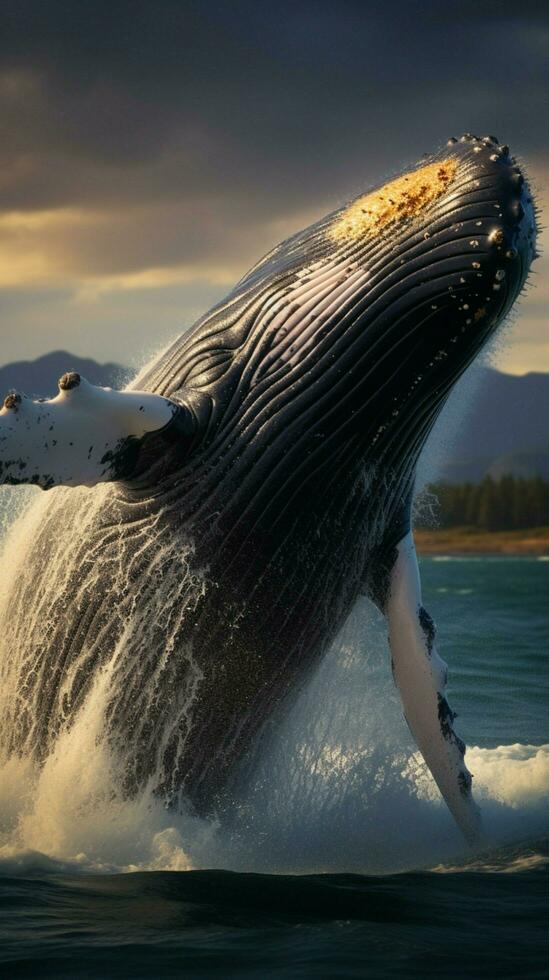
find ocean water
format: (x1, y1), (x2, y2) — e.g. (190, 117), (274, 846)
(0, 489), (547, 977)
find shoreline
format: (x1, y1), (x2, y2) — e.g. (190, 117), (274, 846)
(414, 526), (549, 556)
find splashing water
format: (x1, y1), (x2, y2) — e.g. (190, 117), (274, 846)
(0, 487), (547, 877)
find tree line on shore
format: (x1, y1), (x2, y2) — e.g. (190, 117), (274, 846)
(417, 475), (549, 530)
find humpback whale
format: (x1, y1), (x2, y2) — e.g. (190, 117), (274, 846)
(0, 134), (537, 843)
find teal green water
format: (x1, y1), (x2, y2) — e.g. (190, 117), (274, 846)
(1, 557), (548, 978)
(421, 556), (549, 747)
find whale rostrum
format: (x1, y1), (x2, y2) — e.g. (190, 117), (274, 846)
(0, 134), (537, 844)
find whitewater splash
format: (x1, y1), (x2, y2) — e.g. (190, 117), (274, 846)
(0, 489), (547, 877)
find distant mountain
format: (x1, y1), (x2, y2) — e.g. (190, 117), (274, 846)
(430, 367), (549, 483)
(0, 351), (133, 398)
(0, 354), (548, 483)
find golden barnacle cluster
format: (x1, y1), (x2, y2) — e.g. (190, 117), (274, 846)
(330, 158), (457, 242)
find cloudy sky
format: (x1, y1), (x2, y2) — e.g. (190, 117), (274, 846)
(0, 0), (547, 374)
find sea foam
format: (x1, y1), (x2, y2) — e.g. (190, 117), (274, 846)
(0, 573), (547, 877)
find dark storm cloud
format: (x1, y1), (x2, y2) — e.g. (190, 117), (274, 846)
(1, 0), (548, 218)
(0, 1), (547, 370)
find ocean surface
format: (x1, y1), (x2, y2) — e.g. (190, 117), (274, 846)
(0, 538), (548, 977)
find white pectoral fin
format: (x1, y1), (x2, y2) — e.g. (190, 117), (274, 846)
(0, 372), (185, 490)
(386, 532), (482, 843)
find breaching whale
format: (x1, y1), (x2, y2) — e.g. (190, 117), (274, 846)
(0, 135), (537, 843)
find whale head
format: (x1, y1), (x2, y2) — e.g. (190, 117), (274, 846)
(0, 134), (537, 510)
(130, 134), (537, 538)
(147, 132), (535, 446)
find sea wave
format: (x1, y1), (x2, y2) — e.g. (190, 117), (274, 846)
(1, 597), (547, 879)
(1, 741), (547, 878)
(429, 555), (540, 563)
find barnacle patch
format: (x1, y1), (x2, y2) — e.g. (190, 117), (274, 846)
(458, 770), (473, 797)
(330, 158), (457, 242)
(418, 605), (436, 656)
(437, 693), (466, 756)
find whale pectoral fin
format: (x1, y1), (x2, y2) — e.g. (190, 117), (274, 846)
(384, 531), (482, 844)
(0, 373), (194, 490)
